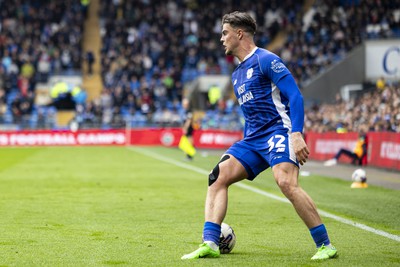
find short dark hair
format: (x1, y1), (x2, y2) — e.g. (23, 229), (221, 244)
(222, 11), (257, 35)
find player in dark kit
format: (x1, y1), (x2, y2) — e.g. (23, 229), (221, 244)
(181, 11), (337, 260)
(181, 98), (195, 160)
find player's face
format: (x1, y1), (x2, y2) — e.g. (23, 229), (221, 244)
(220, 23), (239, 56)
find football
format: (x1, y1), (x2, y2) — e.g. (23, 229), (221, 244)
(352, 168), (367, 183)
(219, 222), (236, 254)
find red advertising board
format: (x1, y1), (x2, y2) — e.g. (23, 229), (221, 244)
(193, 129), (242, 149)
(306, 131), (400, 171)
(128, 128), (182, 146)
(368, 132), (400, 171)
(0, 129), (126, 146)
(128, 128), (242, 149)
(0, 128), (242, 149)
(305, 132), (359, 163)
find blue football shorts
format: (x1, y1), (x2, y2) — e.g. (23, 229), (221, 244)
(225, 131), (299, 180)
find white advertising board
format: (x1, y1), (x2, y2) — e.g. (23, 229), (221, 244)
(365, 40), (400, 81)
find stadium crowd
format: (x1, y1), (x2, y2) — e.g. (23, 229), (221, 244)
(90, 0), (303, 128)
(304, 83), (400, 133)
(0, 0), (85, 128)
(278, 0), (400, 85)
(90, 0), (400, 130)
(0, 0), (399, 133)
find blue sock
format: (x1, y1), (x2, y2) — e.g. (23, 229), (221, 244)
(203, 221), (221, 245)
(310, 224), (330, 248)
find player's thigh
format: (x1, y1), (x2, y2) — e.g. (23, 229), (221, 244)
(216, 154), (248, 186)
(271, 162), (299, 187)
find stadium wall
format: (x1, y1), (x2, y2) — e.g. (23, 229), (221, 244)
(302, 45), (365, 104)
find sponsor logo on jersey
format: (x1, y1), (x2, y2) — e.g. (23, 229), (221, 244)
(271, 59), (286, 73)
(236, 84), (254, 105)
(238, 91), (254, 105)
(237, 84), (246, 94)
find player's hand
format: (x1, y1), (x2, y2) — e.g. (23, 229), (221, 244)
(291, 132), (310, 165)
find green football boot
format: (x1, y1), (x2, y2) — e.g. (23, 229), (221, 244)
(311, 244), (338, 260)
(181, 243), (220, 260)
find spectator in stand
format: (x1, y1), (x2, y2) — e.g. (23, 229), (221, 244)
(376, 76), (386, 92)
(85, 50), (95, 76)
(99, 88), (113, 126)
(17, 75), (30, 97)
(81, 0), (90, 19)
(11, 91), (34, 125)
(37, 49), (52, 83)
(208, 84), (222, 110)
(0, 88), (6, 119)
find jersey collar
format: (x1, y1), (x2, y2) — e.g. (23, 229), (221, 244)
(239, 47), (258, 63)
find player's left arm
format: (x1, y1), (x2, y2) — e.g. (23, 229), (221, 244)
(261, 53), (309, 165)
(276, 75), (309, 165)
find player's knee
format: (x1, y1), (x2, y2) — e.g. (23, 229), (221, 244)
(275, 170), (296, 194)
(277, 178), (298, 200)
(276, 178), (291, 191)
(274, 164), (297, 188)
(208, 155), (230, 186)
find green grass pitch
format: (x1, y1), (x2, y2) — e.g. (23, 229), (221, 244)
(0, 146), (399, 266)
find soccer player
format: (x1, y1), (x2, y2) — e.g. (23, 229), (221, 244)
(181, 11), (338, 260)
(181, 98), (196, 161)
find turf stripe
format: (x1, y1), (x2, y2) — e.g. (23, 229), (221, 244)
(128, 147), (400, 243)
(235, 182), (400, 242)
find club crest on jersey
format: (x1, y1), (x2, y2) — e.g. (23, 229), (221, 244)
(246, 68), (253, 79)
(271, 59), (286, 73)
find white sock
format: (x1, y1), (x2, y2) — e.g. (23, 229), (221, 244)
(204, 241), (219, 251)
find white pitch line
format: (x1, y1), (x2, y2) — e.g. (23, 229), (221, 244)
(128, 147), (400, 243)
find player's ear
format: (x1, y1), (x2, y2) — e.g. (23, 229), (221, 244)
(237, 29), (243, 40)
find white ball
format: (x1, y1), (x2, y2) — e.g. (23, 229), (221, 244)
(219, 222), (236, 254)
(352, 168), (367, 183)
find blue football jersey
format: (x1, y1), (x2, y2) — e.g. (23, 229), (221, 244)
(231, 47), (304, 150)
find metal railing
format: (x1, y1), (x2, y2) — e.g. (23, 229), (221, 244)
(0, 111), (244, 131)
